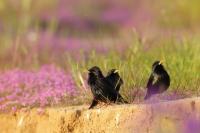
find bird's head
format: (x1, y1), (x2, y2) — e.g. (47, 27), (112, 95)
(152, 60), (165, 73)
(88, 66), (104, 78)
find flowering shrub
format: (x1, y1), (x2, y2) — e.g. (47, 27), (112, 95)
(0, 65), (77, 111)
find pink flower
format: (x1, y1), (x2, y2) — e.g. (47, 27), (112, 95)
(0, 65), (77, 111)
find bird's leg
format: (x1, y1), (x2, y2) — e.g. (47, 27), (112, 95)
(89, 99), (98, 109)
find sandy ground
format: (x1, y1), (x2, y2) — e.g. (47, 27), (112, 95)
(0, 97), (200, 133)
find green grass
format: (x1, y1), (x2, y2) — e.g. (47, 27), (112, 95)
(0, 0), (200, 103)
(70, 35), (200, 101)
(0, 31), (199, 102)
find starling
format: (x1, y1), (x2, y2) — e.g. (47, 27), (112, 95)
(87, 66), (127, 109)
(144, 61), (170, 100)
(106, 69), (123, 92)
(106, 69), (128, 103)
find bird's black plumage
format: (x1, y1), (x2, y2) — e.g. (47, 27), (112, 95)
(144, 61), (170, 100)
(105, 69), (128, 104)
(106, 69), (128, 103)
(87, 66), (127, 109)
(106, 69), (123, 92)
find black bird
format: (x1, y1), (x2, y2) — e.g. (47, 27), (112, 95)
(106, 69), (123, 92)
(144, 61), (170, 100)
(105, 69), (128, 103)
(87, 66), (127, 109)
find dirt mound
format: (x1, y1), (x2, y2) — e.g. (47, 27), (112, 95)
(0, 98), (200, 133)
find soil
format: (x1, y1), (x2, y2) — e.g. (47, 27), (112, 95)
(0, 97), (200, 133)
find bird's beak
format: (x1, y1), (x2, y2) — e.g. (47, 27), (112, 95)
(159, 60), (164, 65)
(114, 69), (119, 73)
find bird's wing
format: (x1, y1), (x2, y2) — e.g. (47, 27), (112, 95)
(105, 75), (112, 83)
(101, 79), (118, 96)
(152, 75), (159, 85)
(105, 74), (117, 89)
(93, 83), (104, 95)
(147, 73), (154, 88)
(163, 71), (170, 86)
(156, 72), (170, 91)
(105, 74), (123, 90)
(114, 77), (122, 89)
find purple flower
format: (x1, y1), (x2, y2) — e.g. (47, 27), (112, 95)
(0, 65), (77, 111)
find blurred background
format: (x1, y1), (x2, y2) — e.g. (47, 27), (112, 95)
(0, 0), (200, 68)
(0, 0), (200, 111)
